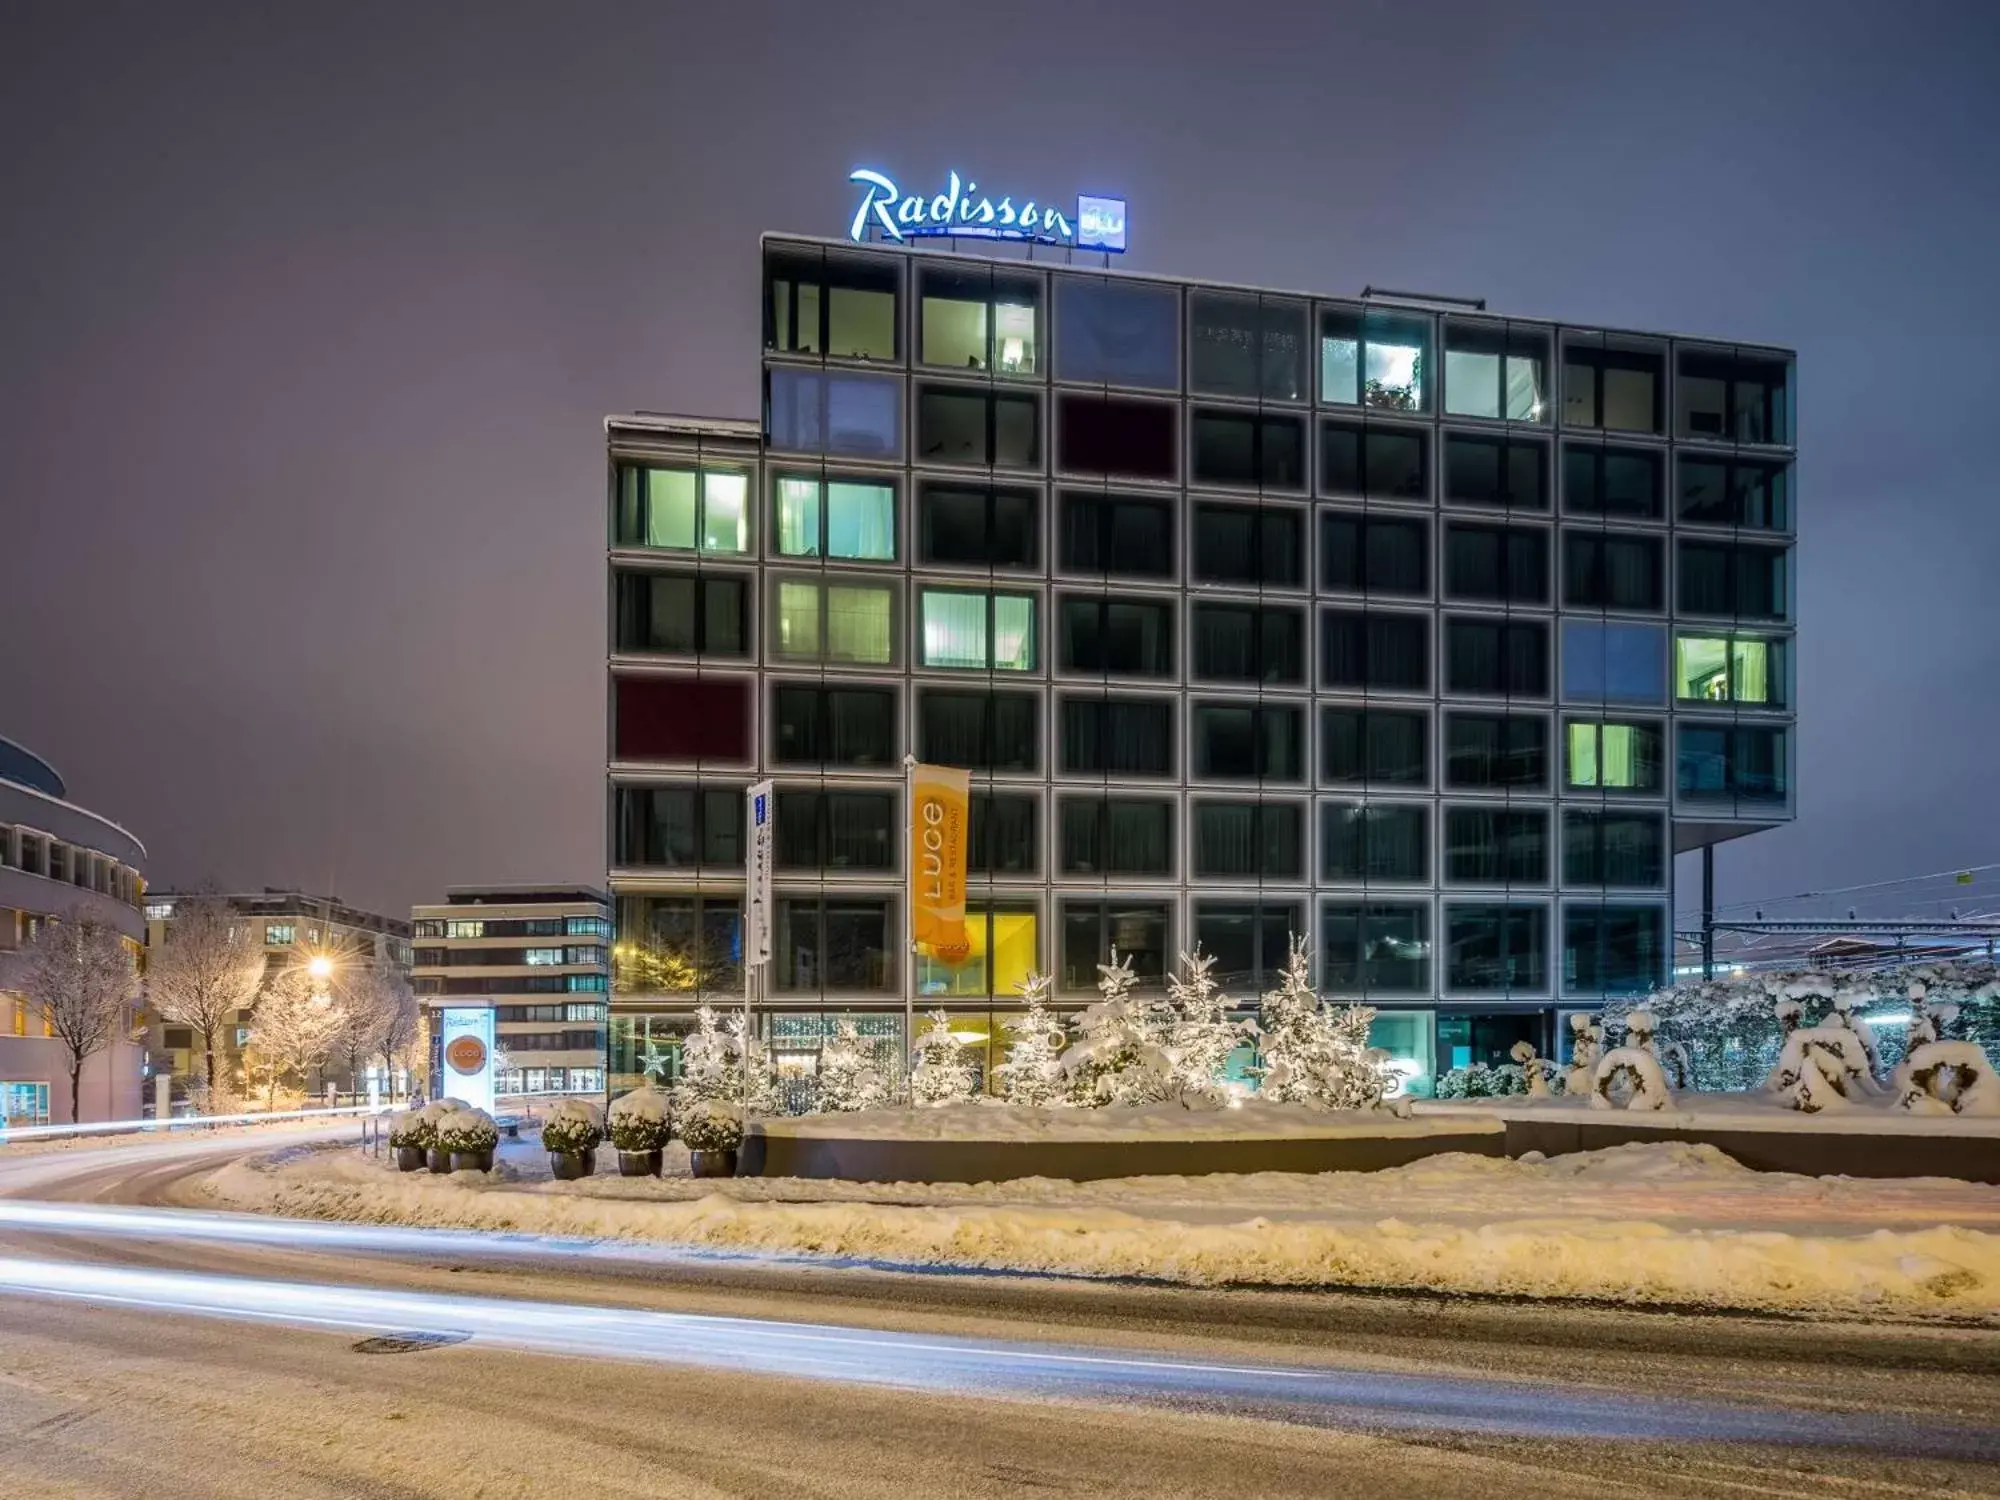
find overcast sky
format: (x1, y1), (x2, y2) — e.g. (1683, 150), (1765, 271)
(2, 0), (1995, 921)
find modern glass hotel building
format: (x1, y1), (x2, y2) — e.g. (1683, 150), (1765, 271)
(605, 230), (1795, 1095)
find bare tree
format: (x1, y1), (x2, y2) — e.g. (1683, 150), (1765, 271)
(334, 960), (417, 1100)
(15, 912), (138, 1122)
(146, 894), (265, 1107)
(249, 970), (348, 1110)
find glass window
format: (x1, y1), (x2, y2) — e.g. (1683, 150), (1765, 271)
(1563, 531), (1663, 611)
(1060, 797), (1174, 876)
(1060, 902), (1169, 992)
(1563, 904), (1667, 995)
(774, 897), (891, 994)
(774, 579), (894, 664)
(917, 385), (1040, 468)
(1677, 351), (1793, 445)
(1444, 323), (1550, 422)
(1445, 712), (1548, 789)
(1192, 504), (1304, 586)
(920, 589), (1036, 671)
(969, 797), (1039, 876)
(919, 262), (1040, 374)
(1562, 621), (1666, 705)
(1563, 444), (1663, 519)
(1445, 905), (1548, 991)
(1192, 603), (1304, 684)
(1562, 343), (1662, 433)
(1319, 306), (1431, 411)
(766, 367), (903, 458)
(1193, 801), (1303, 879)
(614, 675), (751, 762)
(1319, 610), (1429, 691)
(1320, 512), (1428, 596)
(772, 475), (896, 560)
(1677, 724), (1789, 803)
(1444, 434), (1549, 510)
(917, 689), (1038, 771)
(1445, 807), (1549, 885)
(1321, 803), (1428, 882)
(1059, 695), (1175, 775)
(1564, 720), (1665, 792)
(1320, 707), (1428, 787)
(774, 789), (895, 871)
(1677, 542), (1789, 620)
(918, 482), (1038, 568)
(614, 572), (747, 656)
(1056, 394), (1177, 480)
(614, 465), (751, 553)
(917, 905), (1038, 998)
(771, 685), (897, 766)
(1678, 456), (1791, 530)
(1058, 596), (1174, 676)
(1191, 410), (1307, 491)
(1190, 291), (1308, 402)
(1052, 276), (1180, 389)
(1193, 703), (1304, 781)
(1058, 492), (1174, 578)
(1563, 810), (1665, 887)
(1320, 420), (1429, 501)
(1195, 902), (1301, 994)
(1674, 634), (1785, 705)
(614, 786), (743, 868)
(765, 246), (898, 360)
(1445, 618), (1548, 698)
(1444, 523), (1549, 605)
(1320, 902), (1430, 992)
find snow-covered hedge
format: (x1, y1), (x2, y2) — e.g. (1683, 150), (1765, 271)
(1435, 1062), (1527, 1099)
(540, 1098), (604, 1155)
(434, 1107), (499, 1153)
(607, 1087), (672, 1151)
(386, 1109), (431, 1150)
(679, 1100), (744, 1153)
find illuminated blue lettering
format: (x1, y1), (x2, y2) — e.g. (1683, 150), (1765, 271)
(929, 170), (962, 223)
(995, 197), (1017, 227)
(845, 170), (1122, 251)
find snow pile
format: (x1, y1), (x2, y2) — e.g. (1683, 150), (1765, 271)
(756, 1099), (1493, 1142)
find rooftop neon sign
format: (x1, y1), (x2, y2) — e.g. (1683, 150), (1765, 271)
(848, 169), (1127, 254)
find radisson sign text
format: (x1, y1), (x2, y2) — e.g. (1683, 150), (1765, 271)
(847, 169), (1126, 253)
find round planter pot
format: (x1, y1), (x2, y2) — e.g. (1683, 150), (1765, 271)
(616, 1148), (663, 1178)
(425, 1147), (452, 1174)
(451, 1149), (494, 1173)
(688, 1148), (739, 1179)
(394, 1146), (425, 1172)
(549, 1151), (589, 1181)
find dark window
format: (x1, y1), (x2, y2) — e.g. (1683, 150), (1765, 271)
(1563, 621), (1667, 705)
(1678, 457), (1791, 530)
(1058, 492), (1174, 578)
(1444, 434), (1548, 510)
(1445, 618), (1549, 698)
(1056, 393), (1178, 480)
(1320, 708), (1429, 787)
(1060, 798), (1174, 876)
(1677, 542), (1788, 620)
(1190, 292), (1308, 401)
(774, 898), (891, 993)
(1564, 904), (1667, 995)
(615, 787), (742, 868)
(1192, 504), (1305, 586)
(917, 689), (1038, 772)
(1445, 713), (1548, 789)
(1059, 695), (1175, 775)
(1562, 344), (1663, 433)
(1446, 905), (1548, 991)
(1445, 807), (1550, 885)
(1320, 903), (1430, 992)
(764, 245), (898, 360)
(1192, 603), (1304, 684)
(1444, 524), (1550, 604)
(1191, 410), (1307, 491)
(1677, 725), (1789, 803)
(765, 368), (902, 459)
(773, 789), (895, 871)
(614, 572), (747, 656)
(1677, 352), (1792, 445)
(1320, 420), (1428, 500)
(918, 483), (1038, 568)
(969, 794), (1038, 875)
(1564, 445), (1663, 518)
(1052, 277), (1180, 390)
(1193, 703), (1304, 781)
(1192, 802), (1304, 879)
(1321, 803), (1429, 882)
(1563, 811), (1665, 887)
(1563, 531), (1663, 611)
(1058, 596), (1175, 675)
(1320, 610), (1429, 691)
(917, 386), (1040, 467)
(771, 685), (897, 766)
(1195, 903), (1301, 994)
(614, 676), (750, 762)
(1443, 323), (1550, 423)
(1318, 307), (1432, 411)
(1060, 902), (1169, 992)
(918, 262), (1040, 373)
(1320, 513), (1428, 596)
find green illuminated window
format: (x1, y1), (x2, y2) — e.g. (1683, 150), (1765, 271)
(615, 466), (749, 554)
(921, 590), (1035, 671)
(1565, 721), (1663, 792)
(774, 476), (895, 560)
(1674, 635), (1779, 705)
(775, 581), (893, 664)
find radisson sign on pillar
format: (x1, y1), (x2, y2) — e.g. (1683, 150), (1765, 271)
(849, 169), (1127, 253)
(908, 763), (971, 960)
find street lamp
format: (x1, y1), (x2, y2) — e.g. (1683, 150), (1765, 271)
(307, 954), (334, 981)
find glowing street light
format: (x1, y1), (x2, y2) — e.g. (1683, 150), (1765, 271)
(306, 955), (334, 981)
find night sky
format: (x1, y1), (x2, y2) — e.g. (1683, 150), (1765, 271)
(3, 0), (1995, 922)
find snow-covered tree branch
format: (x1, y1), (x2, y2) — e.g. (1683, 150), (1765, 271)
(11, 911), (138, 1122)
(144, 893), (266, 1106)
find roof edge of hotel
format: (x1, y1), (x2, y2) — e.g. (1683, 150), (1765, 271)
(605, 412), (762, 438)
(429, 883), (613, 903)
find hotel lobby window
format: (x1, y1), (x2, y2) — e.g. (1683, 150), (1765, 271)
(919, 263), (1039, 374)
(1446, 905), (1548, 992)
(772, 684), (897, 766)
(1319, 306), (1431, 412)
(1192, 602), (1304, 684)
(1190, 291), (1308, 402)
(774, 579), (894, 664)
(1056, 394), (1178, 481)
(1059, 694), (1175, 775)
(1678, 456), (1791, 530)
(1674, 634), (1785, 706)
(1563, 531), (1663, 612)
(1191, 409), (1306, 491)
(917, 385), (1040, 468)
(1445, 618), (1549, 699)
(1193, 801), (1303, 879)
(764, 246), (898, 361)
(1320, 902), (1430, 992)
(1564, 720), (1664, 793)
(1060, 796), (1174, 877)
(1445, 712), (1547, 790)
(773, 475), (895, 560)
(1320, 420), (1429, 501)
(1562, 341), (1663, 433)
(1677, 350), (1794, 445)
(1561, 621), (1666, 706)
(920, 588), (1036, 671)
(1677, 541), (1789, 621)
(1194, 902), (1300, 994)
(1193, 702), (1303, 781)
(1444, 323), (1550, 423)
(1321, 802), (1429, 883)
(917, 689), (1038, 772)
(1320, 706), (1429, 787)
(1058, 596), (1175, 676)
(1444, 434), (1549, 510)
(1320, 513), (1428, 596)
(1563, 445), (1662, 519)
(1320, 610), (1429, 692)
(1192, 503), (1304, 587)
(918, 482), (1038, 568)
(765, 368), (902, 459)
(1444, 523), (1549, 605)
(1059, 491), (1174, 578)
(614, 571), (747, 656)
(1060, 902), (1168, 992)
(774, 789), (895, 871)
(1677, 724), (1789, 803)
(1052, 276), (1180, 390)
(614, 464), (750, 553)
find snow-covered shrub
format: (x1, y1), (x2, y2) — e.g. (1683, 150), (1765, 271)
(416, 1097), (468, 1135)
(1562, 1013), (1604, 1095)
(1253, 938), (1390, 1111)
(910, 1009), (977, 1106)
(434, 1107), (499, 1153)
(1161, 948), (1247, 1107)
(678, 1099), (744, 1153)
(607, 1087), (673, 1151)
(995, 972), (1067, 1106)
(1590, 1047), (1671, 1111)
(1765, 1024), (1880, 1112)
(386, 1109), (431, 1150)
(1894, 1039), (2000, 1116)
(675, 1004), (776, 1114)
(536, 1097), (601, 1155)
(1509, 1039), (1558, 1098)
(1059, 952), (1172, 1107)
(815, 1019), (891, 1113)
(1436, 1062), (1527, 1099)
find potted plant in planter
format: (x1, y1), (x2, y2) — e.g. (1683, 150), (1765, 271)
(418, 1099), (468, 1173)
(607, 1087), (672, 1177)
(387, 1109), (431, 1172)
(678, 1100), (743, 1178)
(540, 1098), (604, 1181)
(435, 1106), (500, 1172)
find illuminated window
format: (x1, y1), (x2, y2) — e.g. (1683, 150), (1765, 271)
(1674, 635), (1782, 705)
(523, 947), (564, 966)
(775, 580), (894, 664)
(264, 924), (295, 946)
(1444, 323), (1549, 422)
(1564, 721), (1664, 792)
(773, 476), (896, 560)
(916, 906), (1038, 999)
(613, 465), (750, 554)
(920, 263), (1040, 374)
(1320, 307), (1431, 411)
(445, 920), (484, 939)
(765, 246), (898, 360)
(920, 590), (1036, 671)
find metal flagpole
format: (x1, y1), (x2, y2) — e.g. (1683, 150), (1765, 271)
(902, 754), (916, 1106)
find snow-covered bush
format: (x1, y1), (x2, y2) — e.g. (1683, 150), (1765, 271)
(815, 1019), (891, 1113)
(1435, 1062), (1527, 1099)
(1161, 949), (1246, 1107)
(1509, 1039), (1558, 1098)
(675, 1005), (776, 1114)
(1894, 1039), (2000, 1116)
(607, 1087), (673, 1151)
(995, 972), (1067, 1106)
(1590, 1047), (1671, 1111)
(1253, 938), (1390, 1111)
(434, 1107), (499, 1153)
(1562, 1013), (1604, 1094)
(910, 1009), (978, 1106)
(416, 1097), (468, 1135)
(386, 1109), (431, 1150)
(678, 1099), (744, 1153)
(537, 1097), (602, 1155)
(1059, 952), (1172, 1107)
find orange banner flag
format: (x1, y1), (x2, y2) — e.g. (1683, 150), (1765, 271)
(909, 763), (971, 957)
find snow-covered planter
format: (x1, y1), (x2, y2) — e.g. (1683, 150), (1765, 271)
(679, 1100), (744, 1177)
(540, 1098), (604, 1180)
(386, 1109), (430, 1170)
(416, 1098), (469, 1172)
(1894, 1040), (2000, 1117)
(434, 1106), (500, 1171)
(1590, 1047), (1671, 1112)
(1436, 1062), (1527, 1099)
(607, 1087), (672, 1175)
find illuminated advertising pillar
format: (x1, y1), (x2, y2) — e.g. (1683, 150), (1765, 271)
(438, 1004), (496, 1114)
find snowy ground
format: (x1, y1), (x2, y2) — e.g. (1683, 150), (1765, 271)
(761, 1099), (1495, 1141)
(1416, 1091), (2000, 1135)
(196, 1138), (2000, 1320)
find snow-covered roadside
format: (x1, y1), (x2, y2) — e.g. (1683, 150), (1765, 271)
(759, 1099), (1494, 1142)
(1416, 1091), (2000, 1136)
(197, 1140), (2000, 1319)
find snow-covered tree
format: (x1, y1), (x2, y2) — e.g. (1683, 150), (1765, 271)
(10, 912), (138, 1123)
(674, 1004), (775, 1113)
(333, 960), (416, 1099)
(994, 971), (1066, 1106)
(248, 969), (348, 1109)
(1253, 938), (1389, 1111)
(909, 1009), (976, 1106)
(1160, 948), (1245, 1107)
(817, 1018), (891, 1112)
(144, 893), (266, 1105)
(1058, 952), (1172, 1107)
(1562, 1012), (1604, 1094)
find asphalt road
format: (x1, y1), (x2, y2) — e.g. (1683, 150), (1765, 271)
(0, 1127), (1997, 1498)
